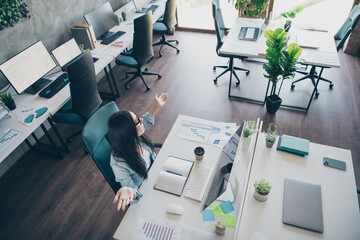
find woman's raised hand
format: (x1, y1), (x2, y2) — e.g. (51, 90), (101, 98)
(113, 187), (137, 211)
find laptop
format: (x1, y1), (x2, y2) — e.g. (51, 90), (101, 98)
(238, 21), (267, 41)
(282, 178), (324, 233)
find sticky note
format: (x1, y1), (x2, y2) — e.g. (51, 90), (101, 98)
(220, 200), (234, 214)
(226, 215), (235, 227)
(212, 205), (224, 216)
(203, 209), (215, 221)
(209, 201), (215, 208)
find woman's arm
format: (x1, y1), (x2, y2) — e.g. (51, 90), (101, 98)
(113, 187), (138, 211)
(148, 93), (168, 117)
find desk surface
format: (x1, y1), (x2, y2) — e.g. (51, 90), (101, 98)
(234, 133), (360, 239)
(220, 18), (340, 68)
(113, 115), (257, 240)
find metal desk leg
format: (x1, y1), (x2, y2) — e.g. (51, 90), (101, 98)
(99, 67), (117, 100)
(108, 63), (120, 98)
(48, 118), (70, 154)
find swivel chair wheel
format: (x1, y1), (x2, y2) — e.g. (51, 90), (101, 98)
(144, 68), (148, 71)
(236, 81), (240, 86)
(158, 74), (162, 79)
(159, 53), (163, 57)
(176, 40), (179, 44)
(66, 137), (73, 143)
(329, 83), (334, 89)
(315, 92), (320, 97)
(246, 71), (250, 76)
(213, 66), (216, 72)
(291, 84), (295, 89)
(84, 147), (89, 155)
(213, 79), (217, 84)
(176, 49), (180, 53)
(146, 87), (150, 91)
(125, 73), (129, 78)
(125, 85), (130, 90)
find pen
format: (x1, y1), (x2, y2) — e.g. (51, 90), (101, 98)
(166, 170), (182, 176)
(114, 41), (124, 43)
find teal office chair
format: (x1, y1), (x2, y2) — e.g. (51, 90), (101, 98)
(115, 12), (161, 91)
(82, 101), (163, 194)
(212, 0), (250, 85)
(152, 0), (180, 57)
(51, 50), (102, 142)
(291, 5), (360, 96)
(82, 101), (121, 194)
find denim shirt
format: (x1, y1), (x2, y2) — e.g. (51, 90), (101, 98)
(110, 112), (156, 203)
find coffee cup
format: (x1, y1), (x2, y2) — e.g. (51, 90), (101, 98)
(194, 147), (205, 160)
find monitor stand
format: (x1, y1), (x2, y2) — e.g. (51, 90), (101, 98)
(99, 31), (115, 40)
(24, 78), (51, 94)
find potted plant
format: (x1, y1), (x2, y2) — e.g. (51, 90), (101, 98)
(0, 93), (16, 110)
(242, 120), (257, 150)
(265, 123), (278, 148)
(281, 5), (304, 32)
(263, 28), (302, 114)
(253, 179), (272, 202)
(233, 0), (270, 18)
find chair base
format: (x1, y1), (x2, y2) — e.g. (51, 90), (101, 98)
(153, 34), (180, 57)
(291, 66), (333, 97)
(125, 67), (162, 91)
(213, 57), (250, 86)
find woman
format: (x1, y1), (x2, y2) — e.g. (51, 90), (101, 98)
(108, 93), (168, 211)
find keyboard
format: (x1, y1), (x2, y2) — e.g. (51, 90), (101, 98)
(101, 31), (126, 45)
(145, 5), (158, 14)
(183, 166), (212, 202)
(39, 73), (69, 98)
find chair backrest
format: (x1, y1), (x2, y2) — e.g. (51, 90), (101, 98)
(67, 50), (102, 119)
(334, 5), (360, 51)
(82, 101), (121, 194)
(212, 0), (226, 52)
(163, 0), (177, 30)
(132, 12), (154, 65)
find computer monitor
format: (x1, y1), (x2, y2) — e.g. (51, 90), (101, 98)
(133, 0), (151, 12)
(0, 40), (57, 94)
(84, 2), (118, 40)
(201, 123), (244, 211)
(51, 38), (82, 70)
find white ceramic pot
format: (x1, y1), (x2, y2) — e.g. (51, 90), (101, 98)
(253, 191), (269, 202)
(242, 137), (251, 150)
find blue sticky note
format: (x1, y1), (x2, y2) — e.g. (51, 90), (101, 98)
(203, 209), (215, 221)
(220, 200), (234, 214)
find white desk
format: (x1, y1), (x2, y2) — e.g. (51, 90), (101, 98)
(233, 133), (360, 239)
(113, 115), (257, 240)
(220, 18), (341, 111)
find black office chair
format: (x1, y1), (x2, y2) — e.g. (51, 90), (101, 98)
(152, 0), (180, 57)
(291, 5), (360, 96)
(115, 12), (161, 91)
(51, 50), (102, 142)
(212, 0), (249, 85)
(82, 101), (163, 194)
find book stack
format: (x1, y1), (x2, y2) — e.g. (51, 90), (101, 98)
(277, 134), (310, 156)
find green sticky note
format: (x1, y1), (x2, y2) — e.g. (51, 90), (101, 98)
(226, 215), (235, 227)
(209, 201), (215, 208)
(212, 205), (224, 217)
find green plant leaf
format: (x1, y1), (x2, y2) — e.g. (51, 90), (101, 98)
(264, 29), (273, 40)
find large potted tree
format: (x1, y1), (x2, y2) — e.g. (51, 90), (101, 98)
(263, 28), (302, 114)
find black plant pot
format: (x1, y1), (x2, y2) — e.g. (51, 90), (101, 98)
(6, 100), (16, 110)
(266, 95), (282, 114)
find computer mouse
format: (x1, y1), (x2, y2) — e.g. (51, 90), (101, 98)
(166, 204), (184, 215)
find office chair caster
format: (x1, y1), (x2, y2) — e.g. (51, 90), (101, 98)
(125, 85), (130, 90)
(315, 92), (320, 97)
(213, 66), (216, 72)
(329, 83), (334, 89)
(144, 68), (148, 71)
(246, 70), (250, 76)
(236, 81), (240, 86)
(146, 87), (150, 91)
(213, 79), (217, 84)
(291, 84), (295, 89)
(159, 53), (163, 57)
(176, 49), (180, 53)
(84, 147), (89, 155)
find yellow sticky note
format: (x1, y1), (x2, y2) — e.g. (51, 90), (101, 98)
(212, 205), (224, 217)
(226, 215), (235, 227)
(209, 201), (215, 208)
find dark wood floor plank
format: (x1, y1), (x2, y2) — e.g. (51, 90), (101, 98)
(0, 31), (359, 240)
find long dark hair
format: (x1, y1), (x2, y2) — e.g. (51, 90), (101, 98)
(108, 110), (154, 179)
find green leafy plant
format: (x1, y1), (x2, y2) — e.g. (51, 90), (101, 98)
(0, 93), (14, 105)
(254, 179), (272, 195)
(263, 28), (302, 96)
(281, 6), (304, 20)
(265, 129), (277, 142)
(243, 120), (257, 138)
(0, 0), (30, 31)
(232, 0), (269, 18)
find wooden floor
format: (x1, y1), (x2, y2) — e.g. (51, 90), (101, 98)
(0, 31), (359, 240)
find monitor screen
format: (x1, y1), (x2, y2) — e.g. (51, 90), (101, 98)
(133, 0), (151, 11)
(201, 123), (244, 211)
(51, 38), (82, 68)
(0, 41), (57, 94)
(84, 2), (118, 39)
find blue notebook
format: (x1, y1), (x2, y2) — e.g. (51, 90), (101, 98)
(278, 135), (310, 156)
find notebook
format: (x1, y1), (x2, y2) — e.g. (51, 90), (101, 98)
(282, 178), (324, 233)
(277, 135), (309, 156)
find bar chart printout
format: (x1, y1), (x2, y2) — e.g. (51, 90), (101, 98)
(134, 216), (181, 240)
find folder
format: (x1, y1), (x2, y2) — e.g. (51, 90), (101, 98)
(73, 24), (99, 49)
(277, 135), (310, 156)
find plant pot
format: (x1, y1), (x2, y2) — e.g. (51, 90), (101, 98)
(265, 139), (275, 148)
(253, 191), (269, 202)
(242, 137), (251, 150)
(266, 95), (282, 114)
(6, 100), (16, 110)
